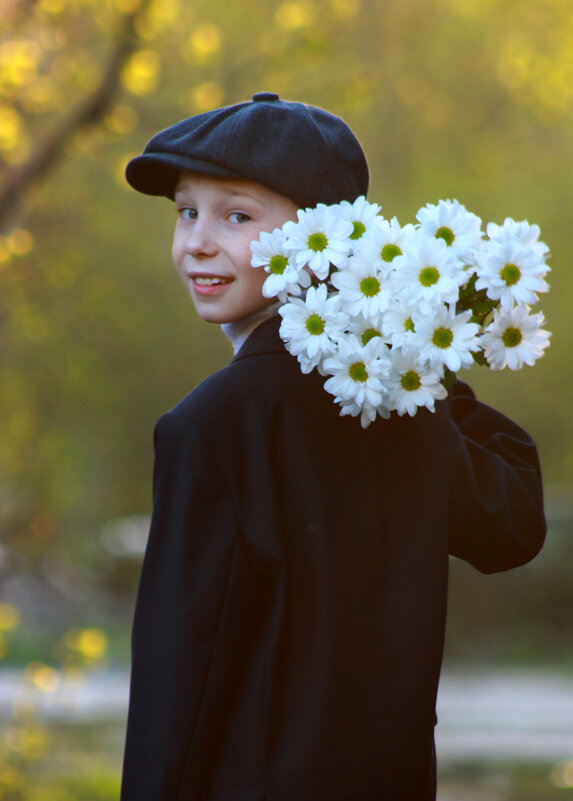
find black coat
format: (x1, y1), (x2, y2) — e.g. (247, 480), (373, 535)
(121, 316), (545, 801)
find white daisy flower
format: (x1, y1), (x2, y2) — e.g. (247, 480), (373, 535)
(335, 195), (382, 245)
(416, 199), (483, 261)
(257, 195), (551, 425)
(323, 333), (391, 413)
(278, 283), (348, 368)
(386, 350), (448, 417)
(338, 395), (391, 428)
(475, 237), (549, 311)
(283, 204), (354, 280)
(480, 306), (551, 370)
(350, 312), (385, 348)
(393, 236), (465, 315)
(414, 306), (480, 373)
(331, 255), (392, 318)
(340, 402), (378, 428)
(380, 297), (419, 348)
(357, 217), (417, 278)
(250, 228), (309, 301)
(486, 218), (550, 260)
(298, 352), (322, 375)
(250, 227), (289, 269)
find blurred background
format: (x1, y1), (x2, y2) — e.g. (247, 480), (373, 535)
(1, 0), (572, 798)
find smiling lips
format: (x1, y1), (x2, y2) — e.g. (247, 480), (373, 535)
(189, 273), (233, 296)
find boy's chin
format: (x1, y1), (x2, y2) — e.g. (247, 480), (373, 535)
(192, 299), (277, 326)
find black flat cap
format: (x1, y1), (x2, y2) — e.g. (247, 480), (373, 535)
(125, 92), (369, 209)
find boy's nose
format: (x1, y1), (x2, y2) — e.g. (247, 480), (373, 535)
(185, 220), (218, 257)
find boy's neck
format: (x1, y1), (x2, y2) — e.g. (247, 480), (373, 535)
(221, 302), (281, 354)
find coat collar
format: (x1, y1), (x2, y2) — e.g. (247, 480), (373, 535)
(232, 315), (286, 362)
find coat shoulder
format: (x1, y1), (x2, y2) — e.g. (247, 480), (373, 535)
(158, 347), (300, 435)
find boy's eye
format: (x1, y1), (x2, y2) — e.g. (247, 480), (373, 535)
(178, 207), (197, 221)
(229, 211), (251, 224)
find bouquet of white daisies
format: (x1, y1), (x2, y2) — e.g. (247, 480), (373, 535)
(250, 197), (551, 428)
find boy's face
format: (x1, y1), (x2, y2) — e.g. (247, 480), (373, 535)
(172, 172), (298, 324)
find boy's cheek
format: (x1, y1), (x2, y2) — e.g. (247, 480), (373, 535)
(171, 242), (180, 270)
(171, 249), (185, 281)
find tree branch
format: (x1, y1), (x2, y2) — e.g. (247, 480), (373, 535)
(0, 0), (154, 229)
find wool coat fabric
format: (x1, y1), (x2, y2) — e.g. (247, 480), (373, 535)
(121, 315), (545, 801)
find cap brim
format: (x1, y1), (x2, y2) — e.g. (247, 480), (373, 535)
(125, 152), (244, 198)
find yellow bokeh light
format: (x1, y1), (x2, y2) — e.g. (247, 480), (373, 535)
(78, 628), (108, 659)
(0, 634), (6, 659)
(191, 81), (224, 112)
(121, 49), (160, 96)
(39, 0), (66, 13)
(24, 663), (60, 692)
(150, 0), (180, 25)
(135, 0), (183, 39)
(0, 39), (42, 88)
(7, 229), (34, 257)
(0, 106), (22, 149)
(329, 0), (360, 21)
(0, 105), (30, 164)
(0, 604), (20, 632)
(275, 0), (317, 30)
(552, 759), (573, 788)
(66, 627), (108, 660)
(190, 24), (222, 61)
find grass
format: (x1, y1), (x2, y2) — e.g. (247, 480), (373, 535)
(0, 719), (123, 801)
(439, 761), (573, 800)
(1, 715), (573, 800)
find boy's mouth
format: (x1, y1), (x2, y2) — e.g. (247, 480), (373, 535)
(193, 275), (232, 287)
(189, 272), (234, 297)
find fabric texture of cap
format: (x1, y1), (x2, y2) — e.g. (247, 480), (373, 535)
(125, 93), (369, 209)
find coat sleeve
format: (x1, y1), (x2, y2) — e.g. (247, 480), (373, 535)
(120, 411), (252, 800)
(447, 380), (546, 573)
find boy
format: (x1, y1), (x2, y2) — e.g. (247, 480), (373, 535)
(121, 93), (545, 800)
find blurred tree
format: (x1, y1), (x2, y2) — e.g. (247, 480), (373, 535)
(0, 0), (158, 228)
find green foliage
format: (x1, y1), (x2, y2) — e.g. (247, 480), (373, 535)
(0, 717), (122, 801)
(439, 761), (573, 800)
(456, 273), (497, 327)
